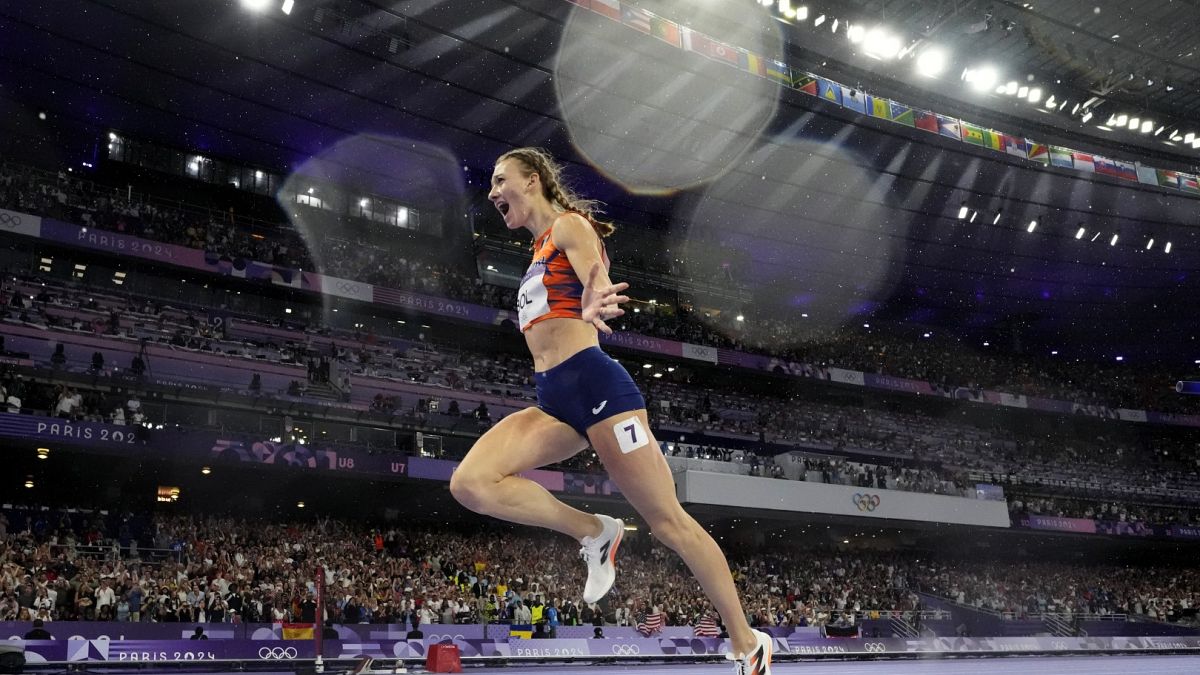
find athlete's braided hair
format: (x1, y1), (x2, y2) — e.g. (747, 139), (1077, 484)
(497, 147), (615, 237)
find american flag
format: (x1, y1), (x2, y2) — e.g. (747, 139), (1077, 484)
(693, 612), (721, 638)
(636, 610), (665, 637)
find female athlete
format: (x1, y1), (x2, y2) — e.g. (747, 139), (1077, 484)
(449, 147), (772, 674)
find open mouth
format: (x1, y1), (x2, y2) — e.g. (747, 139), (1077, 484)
(497, 201), (510, 216)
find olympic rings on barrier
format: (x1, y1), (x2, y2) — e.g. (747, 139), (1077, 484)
(335, 280), (365, 294)
(426, 634), (465, 642)
(258, 647), (299, 660)
(863, 642), (887, 653)
(610, 644), (642, 656)
(0, 213), (22, 228)
(853, 493), (881, 512)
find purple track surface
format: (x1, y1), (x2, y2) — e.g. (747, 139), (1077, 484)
(458, 654), (1200, 673)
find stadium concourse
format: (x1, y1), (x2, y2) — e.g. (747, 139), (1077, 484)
(5, 0), (1200, 673)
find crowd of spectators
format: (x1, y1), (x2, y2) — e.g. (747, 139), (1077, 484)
(2, 506), (1197, 629)
(1, 160), (1193, 415)
(4, 274), (1200, 529)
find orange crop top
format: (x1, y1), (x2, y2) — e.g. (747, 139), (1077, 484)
(517, 216), (609, 333)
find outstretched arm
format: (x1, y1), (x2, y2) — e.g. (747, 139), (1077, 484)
(552, 214), (630, 335)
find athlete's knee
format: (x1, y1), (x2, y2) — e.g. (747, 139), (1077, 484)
(647, 509), (699, 552)
(449, 467), (497, 513)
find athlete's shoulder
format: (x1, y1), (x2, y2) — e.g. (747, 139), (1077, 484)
(550, 211), (598, 251)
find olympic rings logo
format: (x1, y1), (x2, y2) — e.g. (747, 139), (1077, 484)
(853, 493), (881, 512)
(426, 634), (465, 642)
(258, 647), (299, 660)
(862, 642), (887, 653)
(0, 213), (22, 228)
(335, 281), (363, 294)
(610, 644), (641, 656)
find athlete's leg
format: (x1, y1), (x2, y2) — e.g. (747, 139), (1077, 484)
(586, 408), (758, 657)
(450, 407), (603, 541)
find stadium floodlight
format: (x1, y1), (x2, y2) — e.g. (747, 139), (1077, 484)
(1075, 227), (1086, 239)
(847, 24), (865, 43)
(1193, 137), (1200, 149)
(970, 210), (978, 223)
(1005, 81), (1019, 95)
(1187, 132), (1197, 144)
(1110, 233), (1119, 246)
(1146, 238), (1155, 250)
(958, 202), (969, 219)
(1044, 96), (1056, 109)
(1080, 110), (1093, 123)
(1071, 102), (1081, 115)
(240, 0), (272, 11)
(1128, 116), (1140, 130)
(993, 211), (1002, 224)
(1141, 120), (1154, 133)
(282, 0), (294, 14)
(916, 48), (947, 77)
(1165, 242), (1172, 253)
(814, 14), (826, 26)
(863, 28), (901, 59)
(1115, 113), (1128, 126)
(831, 18), (840, 33)
(1091, 232), (1102, 242)
(1017, 86), (1029, 98)
(1116, 356), (1124, 362)
(1059, 98), (1068, 110)
(1154, 125), (1166, 136)
(797, 5), (808, 20)
(969, 66), (998, 91)
(1027, 218), (1038, 233)
(1027, 87), (1043, 103)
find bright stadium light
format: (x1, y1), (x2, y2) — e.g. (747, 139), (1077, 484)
(282, 0), (294, 14)
(958, 202), (969, 219)
(847, 24), (865, 43)
(1075, 227), (1086, 239)
(1146, 238), (1155, 250)
(1141, 120), (1154, 133)
(1186, 132), (1196, 144)
(1027, 87), (1043, 102)
(993, 211), (1002, 224)
(1115, 113), (1128, 126)
(1080, 110), (1094, 123)
(1165, 241), (1172, 253)
(1017, 85), (1029, 98)
(1027, 218), (1038, 233)
(1110, 233), (1119, 246)
(241, 0), (272, 11)
(916, 48), (947, 77)
(864, 29), (902, 59)
(1005, 81), (1019, 95)
(1128, 116), (1140, 130)
(814, 14), (826, 26)
(972, 66), (998, 91)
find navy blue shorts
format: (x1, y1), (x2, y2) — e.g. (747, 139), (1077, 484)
(534, 346), (646, 438)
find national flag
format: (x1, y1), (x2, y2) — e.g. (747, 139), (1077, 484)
(961, 122), (986, 147)
(1094, 156), (1119, 177)
(868, 95), (890, 119)
(983, 128), (1003, 151)
(889, 101), (915, 126)
(1025, 142), (1049, 165)
(1135, 163), (1159, 185)
(914, 110), (938, 133)
(935, 114), (961, 140)
(509, 624), (534, 639)
(684, 30), (740, 66)
(621, 5), (652, 33)
(1001, 133), (1027, 158)
(817, 78), (842, 105)
(1049, 146), (1074, 169)
(1113, 159), (1138, 181)
(282, 623), (314, 640)
(1180, 173), (1200, 194)
(1156, 169), (1180, 189)
(743, 51), (767, 77)
(1071, 151), (1096, 173)
(791, 73), (817, 95)
(590, 0), (621, 21)
(693, 612), (721, 638)
(636, 611), (666, 637)
(650, 16), (682, 47)
(765, 59), (792, 86)
(840, 86), (866, 113)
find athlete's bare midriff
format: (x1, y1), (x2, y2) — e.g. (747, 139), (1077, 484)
(525, 316), (600, 372)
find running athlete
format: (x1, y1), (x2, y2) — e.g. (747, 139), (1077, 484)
(449, 147), (772, 675)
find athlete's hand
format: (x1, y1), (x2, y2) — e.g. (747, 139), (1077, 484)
(581, 261), (630, 335)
